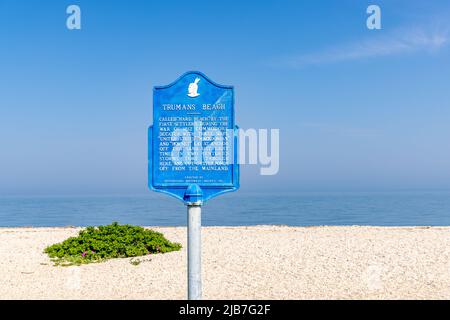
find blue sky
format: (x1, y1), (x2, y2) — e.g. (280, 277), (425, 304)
(1, 0), (450, 195)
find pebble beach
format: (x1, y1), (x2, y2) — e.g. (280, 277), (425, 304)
(0, 226), (449, 299)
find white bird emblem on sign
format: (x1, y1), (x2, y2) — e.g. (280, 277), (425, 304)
(187, 78), (201, 97)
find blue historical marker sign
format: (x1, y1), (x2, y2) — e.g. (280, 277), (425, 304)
(148, 71), (239, 204)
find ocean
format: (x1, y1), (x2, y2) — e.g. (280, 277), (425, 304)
(0, 191), (450, 227)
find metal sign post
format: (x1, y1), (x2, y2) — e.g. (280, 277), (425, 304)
(187, 203), (202, 300)
(185, 183), (203, 300)
(148, 71), (239, 299)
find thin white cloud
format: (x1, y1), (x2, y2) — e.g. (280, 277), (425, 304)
(278, 25), (449, 68)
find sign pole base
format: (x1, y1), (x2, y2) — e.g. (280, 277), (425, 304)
(187, 203), (202, 300)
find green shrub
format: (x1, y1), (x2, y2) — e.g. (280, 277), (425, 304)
(45, 222), (181, 266)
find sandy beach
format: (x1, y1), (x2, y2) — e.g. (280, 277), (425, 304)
(0, 226), (449, 300)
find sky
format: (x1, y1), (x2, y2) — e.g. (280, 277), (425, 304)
(1, 0), (450, 195)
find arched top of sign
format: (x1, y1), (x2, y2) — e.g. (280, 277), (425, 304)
(153, 71), (234, 90)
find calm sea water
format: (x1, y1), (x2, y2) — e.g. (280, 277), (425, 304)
(0, 192), (450, 227)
